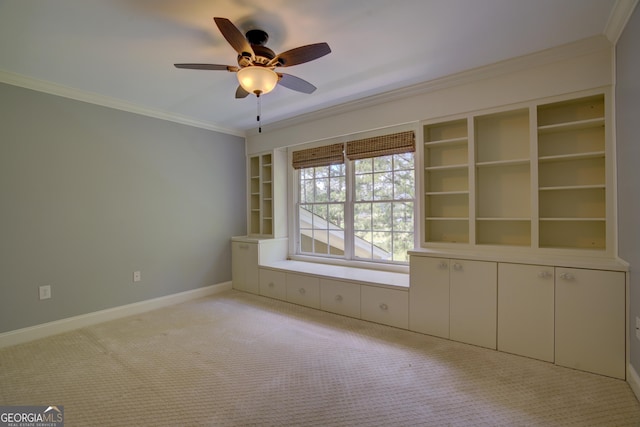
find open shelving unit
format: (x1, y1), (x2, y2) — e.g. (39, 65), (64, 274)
(421, 91), (610, 254)
(537, 94), (606, 250)
(423, 119), (470, 244)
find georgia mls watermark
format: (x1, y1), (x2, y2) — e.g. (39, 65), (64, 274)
(0, 406), (63, 427)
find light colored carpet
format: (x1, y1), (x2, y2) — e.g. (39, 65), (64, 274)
(1, 289), (639, 426)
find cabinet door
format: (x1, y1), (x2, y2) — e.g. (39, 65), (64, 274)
(361, 286), (408, 329)
(259, 268), (287, 301)
(232, 242), (259, 294)
(555, 268), (625, 379)
(320, 278), (361, 318)
(498, 263), (554, 362)
(449, 260), (497, 349)
(409, 256), (450, 338)
(286, 273), (320, 309)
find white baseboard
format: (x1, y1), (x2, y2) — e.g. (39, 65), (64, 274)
(0, 281), (232, 349)
(629, 364), (640, 402)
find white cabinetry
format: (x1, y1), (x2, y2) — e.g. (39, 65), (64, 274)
(555, 267), (625, 379)
(497, 263), (554, 362)
(361, 286), (408, 329)
(231, 240), (259, 294)
(286, 273), (320, 309)
(248, 149), (286, 237)
(232, 237), (287, 295)
(409, 256), (450, 338)
(449, 259), (497, 349)
(320, 278), (361, 319)
(409, 255), (497, 349)
(259, 268), (287, 301)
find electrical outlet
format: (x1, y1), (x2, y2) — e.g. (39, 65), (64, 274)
(39, 285), (51, 300)
(133, 271), (141, 282)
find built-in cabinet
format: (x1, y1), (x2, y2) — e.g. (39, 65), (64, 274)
(497, 263), (555, 362)
(409, 252), (626, 379)
(231, 237), (287, 294)
(421, 92), (610, 253)
(555, 267), (625, 379)
(248, 149), (287, 237)
(236, 89), (625, 381)
(257, 263), (409, 330)
(449, 259), (497, 349)
(409, 257), (496, 349)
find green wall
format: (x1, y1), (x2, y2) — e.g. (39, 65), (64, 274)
(0, 83), (246, 333)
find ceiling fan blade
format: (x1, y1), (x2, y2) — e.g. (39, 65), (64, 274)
(213, 17), (255, 60)
(174, 63), (238, 72)
(277, 73), (317, 94)
(235, 86), (250, 99)
(270, 42), (331, 67)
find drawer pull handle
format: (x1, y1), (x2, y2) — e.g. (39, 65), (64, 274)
(559, 273), (574, 281)
(438, 261), (448, 269)
(239, 244), (249, 249)
(268, 282), (274, 288)
(335, 295), (343, 302)
(299, 288), (306, 295)
(453, 263), (463, 271)
(538, 271), (552, 279)
(379, 303), (388, 311)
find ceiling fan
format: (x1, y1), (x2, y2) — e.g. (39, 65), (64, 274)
(174, 17), (331, 99)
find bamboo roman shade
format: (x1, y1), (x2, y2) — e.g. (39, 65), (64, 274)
(292, 143), (345, 169)
(346, 130), (415, 160)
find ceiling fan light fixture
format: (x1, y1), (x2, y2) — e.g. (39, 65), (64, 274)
(237, 66), (278, 96)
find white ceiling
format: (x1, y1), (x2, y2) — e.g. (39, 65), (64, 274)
(0, 0), (631, 136)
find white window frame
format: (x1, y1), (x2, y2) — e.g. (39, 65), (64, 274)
(287, 125), (418, 271)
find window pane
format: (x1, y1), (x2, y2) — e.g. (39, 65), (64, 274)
(330, 163), (345, 177)
(355, 173), (373, 201)
(355, 158), (373, 174)
(314, 178), (329, 202)
(327, 204), (344, 230)
(395, 152), (414, 170)
(315, 167), (329, 179)
(313, 204), (328, 226)
(329, 176), (346, 202)
(354, 202), (372, 231)
(373, 172), (393, 201)
(392, 232), (413, 262)
(393, 202), (414, 232)
(328, 230), (345, 255)
(374, 155), (392, 172)
(394, 170), (414, 199)
(373, 231), (392, 258)
(372, 202), (391, 230)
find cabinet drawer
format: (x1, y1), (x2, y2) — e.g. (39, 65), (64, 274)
(361, 286), (408, 329)
(259, 268), (287, 301)
(286, 273), (320, 309)
(320, 279), (361, 318)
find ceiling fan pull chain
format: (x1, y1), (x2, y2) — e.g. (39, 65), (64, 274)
(257, 93), (262, 133)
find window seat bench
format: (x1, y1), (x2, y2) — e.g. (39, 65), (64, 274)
(257, 260), (410, 329)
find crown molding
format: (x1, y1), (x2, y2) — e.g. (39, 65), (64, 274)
(249, 35), (612, 136)
(0, 69), (246, 138)
(604, 0), (639, 44)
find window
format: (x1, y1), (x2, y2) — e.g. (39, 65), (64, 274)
(293, 131), (415, 264)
